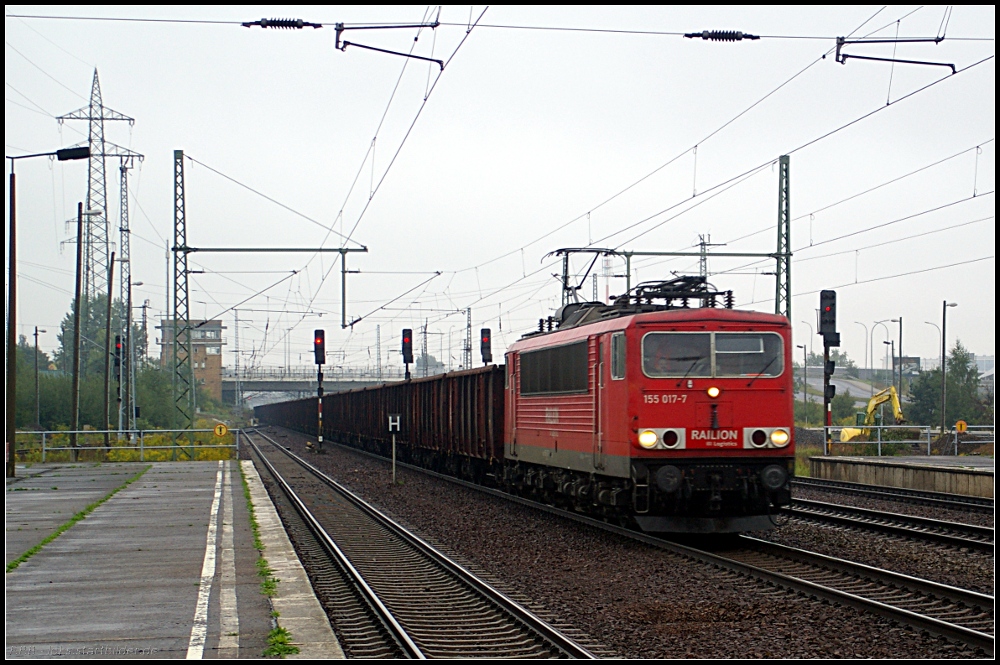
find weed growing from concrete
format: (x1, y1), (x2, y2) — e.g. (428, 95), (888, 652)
(6, 465), (151, 573)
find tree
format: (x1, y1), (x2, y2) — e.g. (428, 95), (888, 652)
(793, 349), (858, 377)
(907, 340), (990, 426)
(831, 389), (857, 423)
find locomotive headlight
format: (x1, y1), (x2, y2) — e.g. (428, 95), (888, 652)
(638, 430), (659, 449)
(769, 429), (790, 447)
(706, 386), (721, 398)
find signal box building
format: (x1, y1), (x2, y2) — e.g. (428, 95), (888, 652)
(157, 319), (226, 403)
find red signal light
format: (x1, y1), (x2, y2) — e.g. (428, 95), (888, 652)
(313, 329), (326, 365)
(401, 329), (414, 364)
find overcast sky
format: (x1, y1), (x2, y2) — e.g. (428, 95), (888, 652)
(5, 5), (995, 375)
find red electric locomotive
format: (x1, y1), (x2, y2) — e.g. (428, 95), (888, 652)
(504, 276), (794, 532)
(256, 276), (794, 533)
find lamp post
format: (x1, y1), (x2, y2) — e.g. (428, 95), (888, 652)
(34, 327), (47, 428)
(801, 320), (814, 363)
(925, 320), (943, 433)
(797, 344), (808, 425)
(874, 320), (891, 388)
(941, 302), (958, 436)
(891, 317), (903, 396)
(7, 145), (90, 478)
(882, 340), (892, 381)
(854, 321), (870, 396)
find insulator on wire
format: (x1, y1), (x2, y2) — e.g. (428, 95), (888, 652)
(725, 291), (735, 309)
(242, 17), (323, 29)
(684, 30), (760, 41)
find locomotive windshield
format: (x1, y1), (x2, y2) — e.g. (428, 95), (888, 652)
(715, 333), (783, 377)
(642, 332), (783, 378)
(642, 333), (711, 377)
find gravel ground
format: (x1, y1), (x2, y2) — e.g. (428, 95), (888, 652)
(793, 485), (995, 528)
(749, 519), (994, 595)
(749, 485), (995, 595)
(255, 427), (984, 658)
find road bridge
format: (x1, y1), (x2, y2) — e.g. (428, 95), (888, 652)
(222, 367), (405, 404)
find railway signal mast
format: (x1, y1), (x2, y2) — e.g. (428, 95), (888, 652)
(314, 329), (325, 451)
(402, 329), (413, 380)
(481, 329), (492, 365)
(819, 290), (840, 453)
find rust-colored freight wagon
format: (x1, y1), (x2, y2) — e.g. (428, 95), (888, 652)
(256, 366), (505, 477)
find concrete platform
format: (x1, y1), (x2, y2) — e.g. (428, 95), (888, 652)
(809, 455), (995, 498)
(5, 460), (342, 659)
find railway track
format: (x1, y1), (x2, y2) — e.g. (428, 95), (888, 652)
(720, 536), (994, 655)
(245, 429), (596, 659)
(298, 433), (994, 655)
(787, 498), (994, 552)
(792, 477), (994, 514)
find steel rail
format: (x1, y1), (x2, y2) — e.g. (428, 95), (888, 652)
(250, 428), (597, 659)
(245, 432), (424, 658)
(788, 498), (994, 552)
(792, 477), (994, 513)
(296, 431), (994, 655)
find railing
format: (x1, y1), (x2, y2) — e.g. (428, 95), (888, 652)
(823, 424), (934, 456)
(949, 425), (995, 456)
(222, 365), (408, 381)
(12, 429), (240, 463)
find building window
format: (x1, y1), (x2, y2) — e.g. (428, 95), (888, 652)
(206, 346), (221, 355)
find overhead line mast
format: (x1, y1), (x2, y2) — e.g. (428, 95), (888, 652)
(57, 70), (138, 302)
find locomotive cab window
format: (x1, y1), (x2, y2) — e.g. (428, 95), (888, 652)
(715, 332), (783, 377)
(642, 333), (712, 378)
(519, 341), (589, 395)
(642, 331), (784, 379)
(611, 332), (626, 380)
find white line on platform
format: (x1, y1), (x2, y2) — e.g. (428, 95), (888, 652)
(187, 461), (224, 659)
(219, 460), (240, 657)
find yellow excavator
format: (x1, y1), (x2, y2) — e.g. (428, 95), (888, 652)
(839, 386), (905, 442)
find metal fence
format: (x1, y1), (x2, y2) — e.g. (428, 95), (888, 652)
(12, 429), (241, 463)
(823, 423), (995, 457)
(823, 424), (934, 456)
(948, 424), (995, 456)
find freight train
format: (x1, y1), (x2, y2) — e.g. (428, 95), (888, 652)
(256, 276), (794, 533)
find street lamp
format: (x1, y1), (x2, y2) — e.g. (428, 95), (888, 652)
(891, 317), (903, 396)
(925, 320), (943, 432)
(874, 320), (891, 388)
(34, 327), (47, 428)
(941, 302), (958, 436)
(7, 145), (91, 478)
(854, 321), (870, 396)
(797, 344), (808, 425)
(801, 320), (814, 361)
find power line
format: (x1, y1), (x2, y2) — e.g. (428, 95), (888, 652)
(792, 216), (993, 264)
(183, 155), (361, 247)
(8, 13), (994, 41)
(5, 40), (88, 100)
(726, 139), (995, 246)
(716, 191), (995, 277)
(449, 5), (979, 277)
(343, 6), (489, 244)
(793, 255), (994, 297)
(601, 55), (994, 252)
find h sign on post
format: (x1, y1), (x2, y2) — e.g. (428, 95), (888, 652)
(388, 413), (401, 483)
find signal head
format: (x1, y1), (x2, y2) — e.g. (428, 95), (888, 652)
(314, 329), (326, 365)
(401, 328), (414, 364)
